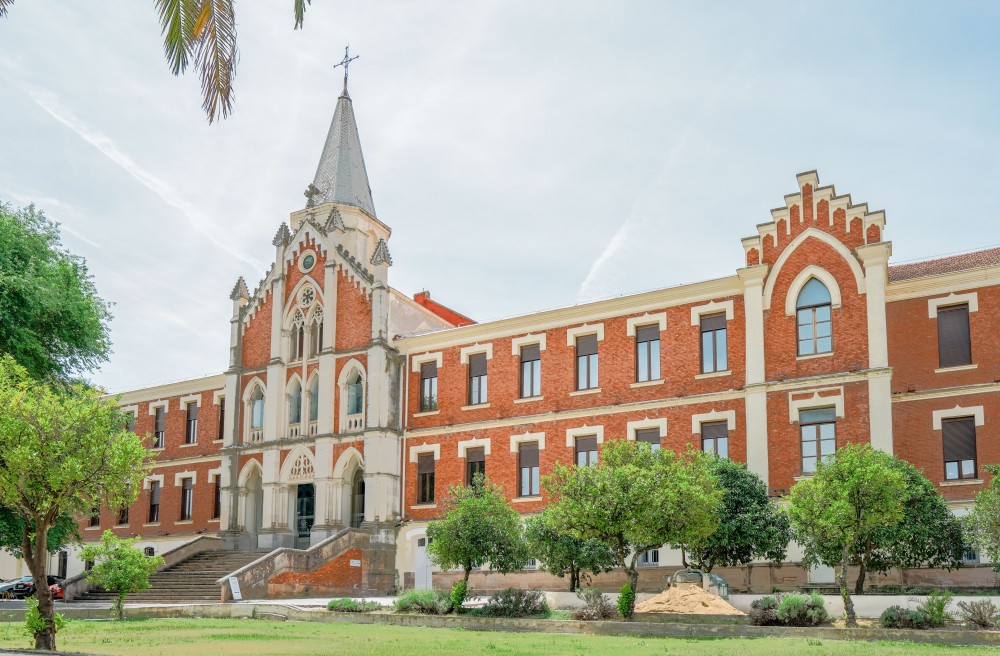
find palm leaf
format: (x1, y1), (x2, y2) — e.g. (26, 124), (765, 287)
(192, 0), (237, 123)
(154, 0), (199, 75)
(294, 0), (311, 29)
(0, 0), (14, 18)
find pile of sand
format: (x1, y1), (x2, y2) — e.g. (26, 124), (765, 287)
(634, 584), (744, 615)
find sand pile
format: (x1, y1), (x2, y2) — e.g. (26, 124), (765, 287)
(634, 583), (744, 615)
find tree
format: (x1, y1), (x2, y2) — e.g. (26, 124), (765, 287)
(802, 457), (966, 594)
(544, 440), (721, 619)
(966, 464), (1000, 571)
(0, 202), (111, 382)
(680, 457), (790, 574)
(1, 1), (315, 123)
(0, 507), (79, 559)
(524, 508), (616, 592)
(426, 475), (530, 605)
(787, 443), (907, 627)
(0, 357), (150, 650)
(80, 531), (164, 620)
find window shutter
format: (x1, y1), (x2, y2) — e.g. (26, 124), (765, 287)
(700, 421), (728, 440)
(155, 408), (165, 431)
(521, 344), (540, 361)
(519, 442), (539, 467)
(182, 478), (192, 492)
(150, 482), (161, 505)
(799, 407), (837, 424)
(636, 324), (659, 342)
(466, 447), (485, 463)
(469, 353), (487, 377)
(943, 417), (977, 462)
(420, 362), (437, 379)
(187, 403), (198, 421)
(575, 437), (597, 453)
(417, 454), (435, 474)
(938, 305), (972, 368)
(576, 334), (598, 356)
(635, 428), (660, 445)
(700, 313), (726, 332)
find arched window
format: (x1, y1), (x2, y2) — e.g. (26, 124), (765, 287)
(290, 312), (305, 361)
(288, 379), (303, 424)
(310, 309), (324, 356)
(796, 278), (832, 356)
(347, 372), (364, 416)
(250, 386), (265, 429)
(308, 377), (319, 423)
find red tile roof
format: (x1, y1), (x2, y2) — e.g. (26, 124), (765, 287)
(888, 246), (1000, 282)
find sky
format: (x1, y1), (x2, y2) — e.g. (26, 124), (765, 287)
(2, 1), (999, 392)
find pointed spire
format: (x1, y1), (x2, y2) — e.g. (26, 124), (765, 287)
(309, 52), (377, 218)
(272, 222), (291, 247)
(325, 207), (346, 232)
(230, 276), (249, 301)
(370, 238), (393, 266)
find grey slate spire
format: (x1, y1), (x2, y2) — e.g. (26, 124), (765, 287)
(309, 87), (377, 218)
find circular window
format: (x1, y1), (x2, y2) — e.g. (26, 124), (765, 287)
(302, 254), (315, 271)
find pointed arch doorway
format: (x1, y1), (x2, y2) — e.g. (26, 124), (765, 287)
(295, 483), (315, 549)
(350, 471), (365, 528)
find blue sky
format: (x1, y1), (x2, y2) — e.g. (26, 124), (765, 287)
(2, 1), (998, 391)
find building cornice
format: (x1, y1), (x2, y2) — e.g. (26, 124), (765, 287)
(113, 374), (226, 405)
(886, 265), (1000, 302)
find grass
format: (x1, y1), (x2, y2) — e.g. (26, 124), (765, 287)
(0, 618), (996, 655)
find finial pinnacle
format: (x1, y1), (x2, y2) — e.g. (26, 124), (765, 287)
(332, 44), (359, 94)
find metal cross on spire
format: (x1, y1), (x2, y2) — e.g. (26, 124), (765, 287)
(333, 45), (359, 94)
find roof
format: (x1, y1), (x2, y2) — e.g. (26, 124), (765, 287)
(888, 246), (1000, 282)
(412, 291), (476, 327)
(310, 89), (377, 218)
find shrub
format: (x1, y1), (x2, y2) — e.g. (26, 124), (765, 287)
(450, 580), (469, 613)
(572, 587), (616, 621)
(480, 588), (548, 618)
(914, 590), (954, 628)
(775, 593), (829, 627)
(393, 589), (452, 615)
(326, 598), (381, 613)
(958, 599), (999, 630)
(617, 583), (634, 620)
(748, 595), (780, 626)
(880, 605), (929, 630)
(23, 596), (66, 637)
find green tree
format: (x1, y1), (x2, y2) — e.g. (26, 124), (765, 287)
(80, 531), (165, 621)
(544, 440), (721, 619)
(787, 443), (907, 627)
(966, 464), (1000, 570)
(803, 457), (965, 594)
(0, 357), (150, 650)
(426, 475), (530, 606)
(0, 202), (111, 381)
(0, 507), (79, 559)
(680, 457), (790, 574)
(524, 508), (616, 592)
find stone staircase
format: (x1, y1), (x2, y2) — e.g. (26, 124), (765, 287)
(75, 550), (262, 603)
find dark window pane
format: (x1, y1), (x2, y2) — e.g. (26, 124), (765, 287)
(938, 305), (972, 368)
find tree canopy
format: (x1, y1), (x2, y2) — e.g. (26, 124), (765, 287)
(544, 440), (721, 619)
(0, 507), (79, 559)
(680, 457), (790, 573)
(788, 443), (907, 627)
(966, 464), (1000, 571)
(81, 531), (164, 621)
(0, 202), (111, 381)
(524, 508), (616, 591)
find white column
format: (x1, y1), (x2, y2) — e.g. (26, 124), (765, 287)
(857, 242), (894, 453)
(739, 265), (770, 484)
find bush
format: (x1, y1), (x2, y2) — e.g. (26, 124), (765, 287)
(748, 595), (780, 626)
(572, 587), (616, 621)
(880, 605), (929, 630)
(450, 580), (469, 613)
(914, 590), (954, 628)
(958, 599), (999, 630)
(480, 588), (548, 618)
(617, 582), (634, 619)
(775, 593), (829, 627)
(393, 589), (452, 615)
(326, 598), (381, 613)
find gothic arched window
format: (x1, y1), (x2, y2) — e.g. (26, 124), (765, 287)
(308, 376), (319, 422)
(310, 309), (324, 356)
(796, 278), (832, 356)
(347, 372), (364, 416)
(288, 379), (303, 424)
(290, 312), (305, 361)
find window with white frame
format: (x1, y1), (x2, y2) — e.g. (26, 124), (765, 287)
(308, 377), (319, 423)
(290, 312), (305, 361)
(796, 278), (833, 356)
(184, 402), (198, 444)
(288, 379), (303, 424)
(635, 324), (661, 382)
(800, 407), (836, 474)
(638, 549), (660, 566)
(519, 442), (540, 497)
(701, 421), (728, 459)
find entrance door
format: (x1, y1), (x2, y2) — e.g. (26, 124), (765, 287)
(350, 472), (365, 528)
(414, 537), (433, 589)
(295, 484), (315, 549)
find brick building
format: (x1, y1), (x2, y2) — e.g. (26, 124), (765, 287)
(4, 79), (998, 594)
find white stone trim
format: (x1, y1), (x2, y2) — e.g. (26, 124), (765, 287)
(148, 400), (169, 415)
(690, 410), (736, 434)
(121, 404), (139, 418)
(928, 292), (979, 318)
(207, 468), (222, 483)
(690, 300), (734, 326)
(173, 471), (196, 486)
(213, 390), (225, 405)
(180, 394), (202, 408)
(932, 405), (985, 430)
(411, 352), (443, 372)
(569, 388), (601, 397)
(627, 418), (668, 441)
(409, 443), (440, 463)
(565, 323), (604, 346)
(763, 228), (867, 310)
(457, 438), (491, 458)
(143, 474), (164, 490)
(511, 333), (547, 355)
(565, 425), (604, 448)
(626, 312), (667, 337)
(788, 388), (845, 423)
(510, 431), (545, 452)
(783, 266), (843, 316)
(459, 343), (493, 364)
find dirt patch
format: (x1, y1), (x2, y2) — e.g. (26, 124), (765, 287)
(634, 584), (744, 616)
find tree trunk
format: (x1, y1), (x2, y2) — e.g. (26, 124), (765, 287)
(569, 566), (579, 592)
(840, 545), (857, 628)
(25, 522), (57, 650)
(854, 540), (872, 596)
(626, 566), (640, 620)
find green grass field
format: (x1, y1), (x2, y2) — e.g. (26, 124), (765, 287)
(0, 619), (995, 655)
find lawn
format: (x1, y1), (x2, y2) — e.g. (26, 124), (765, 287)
(0, 619), (994, 655)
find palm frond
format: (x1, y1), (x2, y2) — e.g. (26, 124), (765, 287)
(294, 0), (311, 29)
(193, 0), (237, 123)
(154, 0), (199, 75)
(0, 0), (14, 18)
